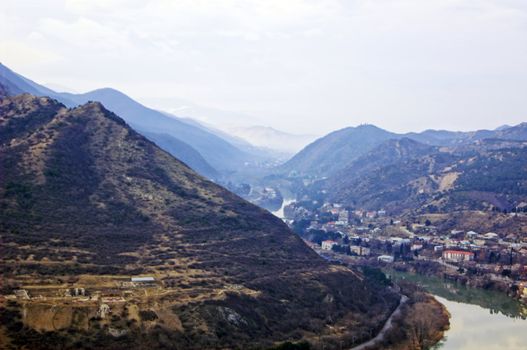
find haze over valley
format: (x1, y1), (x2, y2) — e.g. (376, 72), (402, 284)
(1, 1), (527, 349)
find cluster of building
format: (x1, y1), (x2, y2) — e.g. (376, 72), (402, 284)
(283, 201), (527, 287)
(7, 276), (157, 303)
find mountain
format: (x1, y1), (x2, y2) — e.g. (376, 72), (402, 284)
(226, 126), (317, 155)
(495, 122), (527, 140)
(495, 124), (512, 131)
(334, 138), (438, 179)
(60, 88), (252, 173)
(404, 129), (470, 146)
(323, 137), (527, 214)
(171, 116), (287, 162)
(0, 63), (77, 106)
(281, 124), (397, 177)
(0, 63), (252, 176)
(279, 122), (527, 180)
(0, 91), (399, 349)
(140, 131), (219, 179)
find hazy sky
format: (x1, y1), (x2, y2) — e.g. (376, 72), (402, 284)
(2, 0), (526, 134)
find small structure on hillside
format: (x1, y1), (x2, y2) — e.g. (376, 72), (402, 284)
(377, 255), (394, 263)
(350, 245), (370, 256)
(442, 250), (475, 263)
(14, 289), (30, 300)
(321, 240), (338, 251)
(97, 303), (111, 319)
(131, 276), (155, 284)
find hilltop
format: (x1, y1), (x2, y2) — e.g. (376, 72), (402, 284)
(0, 92), (399, 349)
(323, 137), (527, 214)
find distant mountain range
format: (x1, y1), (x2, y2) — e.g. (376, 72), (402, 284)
(322, 137), (527, 214)
(281, 124), (397, 177)
(281, 123), (527, 178)
(4, 62), (526, 218)
(280, 124), (525, 215)
(225, 125), (317, 155)
(0, 89), (398, 348)
(142, 97), (316, 155)
(0, 63), (268, 178)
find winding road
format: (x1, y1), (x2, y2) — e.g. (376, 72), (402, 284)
(349, 294), (409, 350)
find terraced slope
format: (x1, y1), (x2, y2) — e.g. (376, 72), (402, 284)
(0, 92), (398, 350)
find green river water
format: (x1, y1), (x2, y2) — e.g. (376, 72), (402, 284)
(388, 271), (527, 350)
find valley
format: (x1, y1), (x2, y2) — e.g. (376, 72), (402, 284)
(2, 2), (527, 349)
(1, 64), (525, 350)
(0, 89), (405, 349)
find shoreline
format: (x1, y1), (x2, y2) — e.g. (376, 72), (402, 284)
(370, 282), (450, 350)
(348, 294), (409, 350)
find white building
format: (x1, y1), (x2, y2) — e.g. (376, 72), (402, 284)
(411, 244), (423, 251)
(442, 250), (475, 262)
(350, 245), (371, 256)
(338, 210), (349, 224)
(484, 232), (499, 240)
(131, 276), (155, 283)
(321, 240), (338, 251)
(377, 255), (394, 263)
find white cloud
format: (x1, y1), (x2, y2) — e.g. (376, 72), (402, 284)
(1, 0), (526, 133)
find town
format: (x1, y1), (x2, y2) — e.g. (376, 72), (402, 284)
(282, 200), (527, 303)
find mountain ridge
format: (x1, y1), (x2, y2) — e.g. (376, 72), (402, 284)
(0, 91), (399, 349)
(281, 122), (527, 179)
(322, 136), (527, 214)
(0, 63), (254, 177)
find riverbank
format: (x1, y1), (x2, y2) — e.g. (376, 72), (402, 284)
(349, 295), (408, 350)
(388, 270), (527, 349)
(361, 281), (450, 350)
(304, 248), (451, 349)
(388, 259), (525, 304)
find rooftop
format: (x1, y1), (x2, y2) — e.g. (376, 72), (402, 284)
(131, 276), (155, 282)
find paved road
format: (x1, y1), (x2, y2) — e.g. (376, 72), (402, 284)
(349, 294), (409, 350)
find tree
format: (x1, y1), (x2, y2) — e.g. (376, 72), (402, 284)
(406, 303), (442, 349)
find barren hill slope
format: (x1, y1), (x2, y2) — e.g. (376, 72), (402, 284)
(324, 137), (527, 214)
(0, 92), (398, 349)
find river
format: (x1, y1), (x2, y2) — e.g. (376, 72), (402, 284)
(388, 271), (527, 350)
(271, 198), (295, 219)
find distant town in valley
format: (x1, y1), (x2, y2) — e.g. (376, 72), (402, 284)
(277, 199), (527, 308)
(2, 1), (527, 349)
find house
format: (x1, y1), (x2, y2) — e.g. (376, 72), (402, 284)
(442, 250), (475, 262)
(321, 240), (338, 251)
(473, 239), (486, 246)
(378, 255), (394, 263)
(466, 231), (478, 238)
(484, 232), (499, 240)
(411, 244), (423, 251)
(338, 210), (349, 224)
(372, 227), (382, 235)
(14, 289), (29, 299)
(350, 245), (371, 256)
(131, 276), (155, 284)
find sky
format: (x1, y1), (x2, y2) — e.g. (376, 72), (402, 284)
(1, 0), (526, 135)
